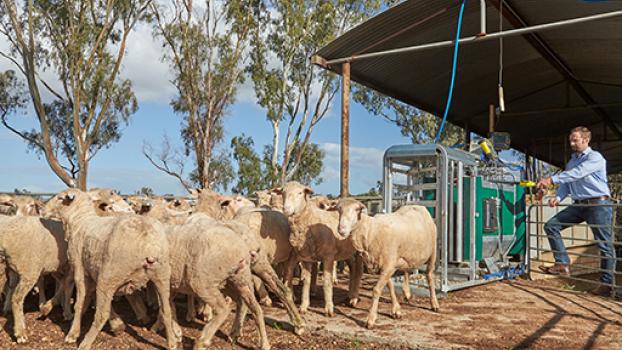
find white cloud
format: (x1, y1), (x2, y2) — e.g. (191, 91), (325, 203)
(318, 143), (384, 194)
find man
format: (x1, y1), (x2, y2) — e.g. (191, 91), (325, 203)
(537, 126), (615, 296)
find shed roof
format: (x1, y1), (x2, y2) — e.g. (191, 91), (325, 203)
(314, 0), (622, 171)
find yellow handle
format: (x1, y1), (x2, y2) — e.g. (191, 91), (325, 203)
(519, 180), (536, 188)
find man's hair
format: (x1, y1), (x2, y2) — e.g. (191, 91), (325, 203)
(570, 126), (591, 141)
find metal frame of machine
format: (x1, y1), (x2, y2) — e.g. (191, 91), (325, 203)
(383, 144), (525, 294)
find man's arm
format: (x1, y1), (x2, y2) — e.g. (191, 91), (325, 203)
(555, 182), (569, 202)
(551, 153), (604, 184)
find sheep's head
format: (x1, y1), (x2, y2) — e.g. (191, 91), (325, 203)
(11, 196), (44, 216)
(167, 198), (191, 212)
(126, 196), (152, 214)
(255, 190), (271, 207)
(335, 198), (367, 239)
(0, 194), (17, 216)
(44, 189), (85, 219)
(279, 181), (313, 217)
(89, 188), (133, 215)
(219, 195), (255, 218)
(311, 196), (338, 211)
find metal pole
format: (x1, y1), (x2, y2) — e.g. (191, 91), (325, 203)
(321, 10), (622, 66)
(457, 161), (464, 262)
(479, 0), (487, 35)
(340, 62), (351, 198)
(488, 104), (495, 134)
(470, 166), (477, 281)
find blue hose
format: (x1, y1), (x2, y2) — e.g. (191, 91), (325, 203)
(434, 0), (467, 144)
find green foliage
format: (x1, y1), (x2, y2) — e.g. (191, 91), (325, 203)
(149, 0), (258, 190)
(248, 0), (388, 185)
(230, 134), (324, 195)
(134, 187), (155, 197)
(352, 83), (464, 146)
(0, 0), (146, 189)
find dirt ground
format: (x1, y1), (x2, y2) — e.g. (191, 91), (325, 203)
(0, 274), (620, 350)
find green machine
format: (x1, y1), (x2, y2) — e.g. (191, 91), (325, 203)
(383, 144), (527, 293)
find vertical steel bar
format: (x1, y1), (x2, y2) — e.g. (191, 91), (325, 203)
(457, 161), (464, 262)
(340, 62), (351, 198)
(470, 166), (477, 281)
(448, 160), (455, 262)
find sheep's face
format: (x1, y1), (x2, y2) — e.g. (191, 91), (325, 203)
(0, 195), (17, 216)
(12, 196), (44, 216)
(312, 197), (338, 211)
(44, 189), (84, 219)
(89, 189), (134, 215)
(280, 181), (313, 217)
(219, 195), (255, 218)
(336, 199), (367, 239)
(168, 198), (191, 212)
(126, 196), (150, 214)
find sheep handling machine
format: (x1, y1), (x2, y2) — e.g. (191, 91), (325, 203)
(383, 142), (528, 294)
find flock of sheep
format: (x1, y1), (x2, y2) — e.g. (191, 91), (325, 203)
(0, 182), (440, 350)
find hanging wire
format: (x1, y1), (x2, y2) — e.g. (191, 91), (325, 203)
(434, 0), (467, 144)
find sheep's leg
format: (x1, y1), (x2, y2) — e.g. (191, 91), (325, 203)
(151, 291), (182, 343)
(332, 261), (339, 285)
(229, 294), (248, 343)
(76, 289), (114, 350)
(310, 262), (318, 296)
(36, 277), (47, 310)
(194, 289), (231, 350)
(426, 257), (440, 312)
(2, 270), (17, 314)
(185, 294), (196, 322)
(145, 283), (159, 310)
(39, 274), (67, 317)
(252, 260), (305, 335)
(283, 255), (297, 289)
(126, 293), (150, 325)
(322, 257), (335, 317)
(199, 299), (213, 321)
(65, 273), (90, 344)
(151, 276), (178, 350)
(347, 254), (363, 307)
(108, 307), (126, 336)
(233, 274), (270, 350)
(11, 274), (37, 343)
(253, 275), (272, 307)
(299, 262), (313, 314)
(61, 275), (75, 321)
(387, 278), (401, 319)
(402, 271), (412, 302)
(366, 265), (396, 329)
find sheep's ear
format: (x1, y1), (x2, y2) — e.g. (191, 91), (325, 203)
(62, 193), (76, 205)
(140, 203), (152, 214)
(98, 202), (110, 211)
(271, 187), (283, 195)
(220, 199), (232, 208)
(30, 202), (43, 215)
(303, 187), (314, 196)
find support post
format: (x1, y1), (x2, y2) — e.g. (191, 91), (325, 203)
(340, 62), (351, 198)
(488, 104), (495, 134)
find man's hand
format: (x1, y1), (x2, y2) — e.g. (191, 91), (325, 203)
(537, 177), (552, 189)
(548, 198), (560, 207)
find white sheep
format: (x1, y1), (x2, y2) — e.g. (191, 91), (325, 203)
(44, 189), (177, 350)
(334, 198), (440, 329)
(278, 181), (363, 317)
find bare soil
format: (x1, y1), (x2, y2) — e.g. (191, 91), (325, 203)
(0, 274), (620, 349)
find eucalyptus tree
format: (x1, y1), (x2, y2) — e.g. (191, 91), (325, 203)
(0, 0), (149, 189)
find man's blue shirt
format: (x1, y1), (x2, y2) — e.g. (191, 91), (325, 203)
(551, 147), (610, 201)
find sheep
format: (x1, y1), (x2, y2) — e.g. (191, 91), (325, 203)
(278, 181), (363, 317)
(127, 196), (191, 225)
(44, 189), (177, 350)
(0, 195), (44, 216)
(151, 214), (271, 350)
(193, 195), (306, 335)
(0, 214), (70, 343)
(255, 189), (283, 211)
(88, 188), (134, 216)
(334, 198), (440, 329)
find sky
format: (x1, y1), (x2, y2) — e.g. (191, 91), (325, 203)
(0, 23), (414, 197)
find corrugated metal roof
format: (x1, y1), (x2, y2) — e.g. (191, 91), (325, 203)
(315, 0), (622, 172)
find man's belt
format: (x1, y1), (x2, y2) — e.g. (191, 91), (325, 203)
(573, 196), (610, 204)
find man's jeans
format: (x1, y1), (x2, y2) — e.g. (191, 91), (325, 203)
(543, 200), (616, 284)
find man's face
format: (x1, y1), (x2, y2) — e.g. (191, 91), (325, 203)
(569, 132), (589, 153)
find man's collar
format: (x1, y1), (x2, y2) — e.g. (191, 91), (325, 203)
(574, 146), (592, 158)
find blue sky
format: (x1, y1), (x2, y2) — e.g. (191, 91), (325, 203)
(0, 22), (414, 196)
